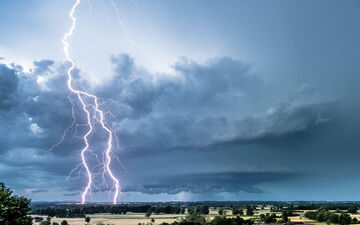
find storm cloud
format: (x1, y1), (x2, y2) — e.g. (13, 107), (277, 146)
(121, 171), (300, 195)
(1, 0), (360, 202)
(0, 53), (336, 201)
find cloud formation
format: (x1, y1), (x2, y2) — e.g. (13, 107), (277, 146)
(121, 171), (299, 194)
(98, 55), (333, 155)
(0, 55), (334, 199)
(0, 64), (19, 110)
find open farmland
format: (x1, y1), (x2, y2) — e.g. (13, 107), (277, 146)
(31, 210), (360, 225)
(32, 213), (186, 225)
(29, 202), (360, 225)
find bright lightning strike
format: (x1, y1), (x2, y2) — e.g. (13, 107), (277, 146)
(57, 0), (120, 205)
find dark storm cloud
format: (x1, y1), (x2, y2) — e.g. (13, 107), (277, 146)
(121, 171), (300, 194)
(0, 61), (79, 156)
(98, 55), (333, 155)
(0, 64), (19, 110)
(0, 55), (334, 196)
(59, 170), (300, 195)
(217, 100), (335, 147)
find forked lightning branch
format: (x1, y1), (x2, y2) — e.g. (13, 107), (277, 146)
(51, 0), (121, 205)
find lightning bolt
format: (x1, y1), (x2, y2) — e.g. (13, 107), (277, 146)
(60, 0), (120, 205)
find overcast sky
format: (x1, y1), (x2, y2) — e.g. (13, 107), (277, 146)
(1, 0), (360, 202)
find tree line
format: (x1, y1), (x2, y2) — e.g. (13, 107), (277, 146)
(31, 205), (187, 218)
(304, 207), (358, 225)
(155, 211), (254, 225)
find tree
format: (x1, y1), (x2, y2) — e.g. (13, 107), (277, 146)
(151, 218), (155, 223)
(0, 182), (32, 225)
(210, 216), (247, 225)
(348, 207), (358, 214)
(232, 207), (239, 215)
(329, 213), (339, 224)
(164, 206), (172, 214)
(317, 211), (330, 222)
(339, 213), (352, 225)
(196, 206), (209, 215)
(210, 216), (230, 225)
(181, 211), (205, 224)
(318, 206), (329, 212)
(61, 220), (69, 225)
(145, 209), (152, 218)
(85, 216), (91, 223)
(40, 221), (51, 225)
(238, 208), (244, 215)
(246, 206), (254, 216)
(52, 223), (59, 225)
(305, 211), (318, 220)
(352, 218), (359, 224)
(260, 213), (277, 223)
(181, 207), (186, 214)
(218, 208), (223, 215)
(281, 210), (292, 223)
(282, 211), (289, 223)
(202, 206), (209, 215)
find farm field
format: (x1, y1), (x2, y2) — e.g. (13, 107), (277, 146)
(31, 209), (360, 225)
(32, 213), (186, 225)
